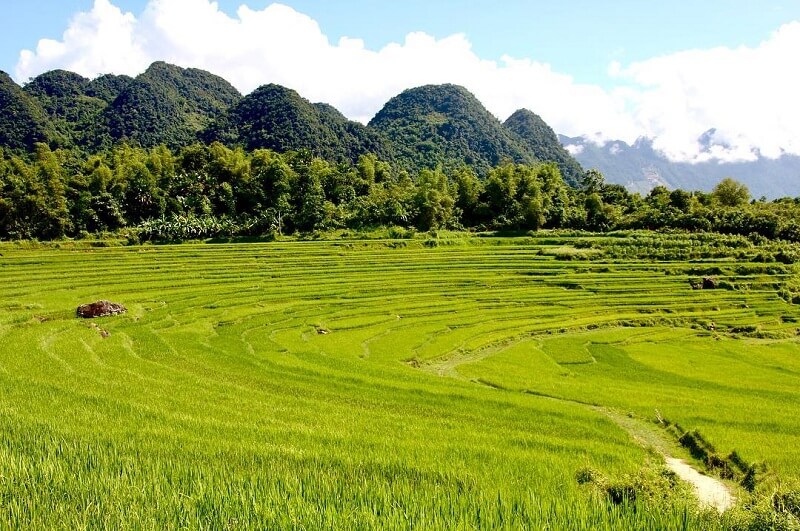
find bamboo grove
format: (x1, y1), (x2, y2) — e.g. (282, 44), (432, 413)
(2, 141), (800, 243)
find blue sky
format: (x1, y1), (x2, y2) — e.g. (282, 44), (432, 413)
(4, 0), (800, 86)
(3, 1), (800, 161)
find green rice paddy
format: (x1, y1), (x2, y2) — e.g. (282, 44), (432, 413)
(1, 233), (799, 529)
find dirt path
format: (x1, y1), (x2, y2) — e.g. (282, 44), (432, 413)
(418, 350), (737, 512)
(665, 457), (735, 513)
(599, 408), (735, 513)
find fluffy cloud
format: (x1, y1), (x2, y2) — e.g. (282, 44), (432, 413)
(12, 0), (638, 139)
(612, 21), (800, 163)
(17, 0), (150, 79)
(14, 0), (800, 164)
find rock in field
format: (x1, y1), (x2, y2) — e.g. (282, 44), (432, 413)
(689, 277), (719, 290)
(76, 300), (127, 318)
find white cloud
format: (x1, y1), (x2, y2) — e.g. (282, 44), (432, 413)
(17, 0), (149, 80)
(13, 0), (800, 164)
(13, 0), (637, 140)
(612, 22), (800, 163)
(564, 144), (584, 156)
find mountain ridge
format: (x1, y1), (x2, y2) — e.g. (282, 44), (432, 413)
(368, 83), (535, 176)
(0, 70), (54, 151)
(9, 60), (798, 198)
(202, 83), (391, 163)
(504, 109), (584, 187)
(94, 61), (243, 150)
(3, 64), (583, 185)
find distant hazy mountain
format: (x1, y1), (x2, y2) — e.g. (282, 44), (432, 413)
(561, 134), (800, 199)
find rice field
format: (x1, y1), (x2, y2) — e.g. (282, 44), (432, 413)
(1, 233), (799, 529)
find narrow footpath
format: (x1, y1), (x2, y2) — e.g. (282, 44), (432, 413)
(599, 407), (735, 513)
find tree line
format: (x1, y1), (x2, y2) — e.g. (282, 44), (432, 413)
(1, 142), (799, 242)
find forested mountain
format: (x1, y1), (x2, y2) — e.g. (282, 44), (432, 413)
(4, 64), (800, 243)
(5, 60), (800, 200)
(505, 109), (584, 187)
(84, 74), (133, 104)
(2, 64), (582, 181)
(368, 84), (534, 175)
(24, 70), (108, 148)
(91, 62), (242, 150)
(23, 69), (89, 101)
(313, 102), (393, 162)
(203, 84), (390, 162)
(9, 61), (800, 201)
(19, 64), (240, 151)
(5, 62), (800, 248)
(0, 71), (54, 151)
(562, 135), (800, 200)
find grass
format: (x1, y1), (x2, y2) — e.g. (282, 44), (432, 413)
(1, 232), (799, 528)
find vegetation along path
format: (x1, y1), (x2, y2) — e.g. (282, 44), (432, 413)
(599, 408), (735, 513)
(426, 346), (738, 513)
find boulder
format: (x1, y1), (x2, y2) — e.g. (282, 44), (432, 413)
(76, 300), (127, 318)
(702, 277), (718, 290)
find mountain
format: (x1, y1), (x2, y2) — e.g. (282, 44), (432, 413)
(85, 74), (133, 104)
(561, 135), (800, 199)
(92, 62), (242, 149)
(23, 69), (89, 101)
(0, 71), (54, 151)
(23, 70), (109, 147)
(504, 109), (584, 186)
(368, 84), (534, 175)
(3, 65), (584, 185)
(203, 84), (391, 162)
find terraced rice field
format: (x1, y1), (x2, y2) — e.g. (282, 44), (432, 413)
(1, 234), (799, 528)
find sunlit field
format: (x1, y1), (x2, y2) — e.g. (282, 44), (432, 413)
(1, 232), (799, 528)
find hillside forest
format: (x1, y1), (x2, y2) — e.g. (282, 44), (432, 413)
(1, 62), (800, 243)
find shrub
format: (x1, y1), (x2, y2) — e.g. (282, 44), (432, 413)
(741, 468), (757, 492)
(575, 467), (599, 485)
(606, 483), (637, 505)
(679, 431), (710, 461)
(773, 490), (800, 519)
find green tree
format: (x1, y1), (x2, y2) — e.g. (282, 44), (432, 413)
(0, 145), (71, 239)
(33, 144), (71, 237)
(249, 150), (295, 234)
(115, 145), (166, 223)
(669, 189), (693, 213)
(535, 163), (569, 228)
(451, 166), (482, 226)
(712, 178), (750, 207)
(413, 168), (454, 231)
(584, 192), (618, 231)
(206, 142), (249, 216)
(483, 163), (517, 226)
(582, 169), (605, 194)
(293, 157), (328, 232)
(515, 165), (545, 230)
